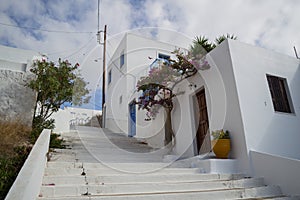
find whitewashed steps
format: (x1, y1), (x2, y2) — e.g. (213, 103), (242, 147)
(37, 127), (296, 200)
(46, 161), (168, 169)
(40, 177), (265, 198)
(37, 185), (286, 200)
(38, 161), (291, 200)
(42, 173), (244, 185)
(241, 197), (300, 200)
(43, 166), (204, 176)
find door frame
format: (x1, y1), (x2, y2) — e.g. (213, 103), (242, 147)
(128, 100), (136, 137)
(193, 88), (211, 155)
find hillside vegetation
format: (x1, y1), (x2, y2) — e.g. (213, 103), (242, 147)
(0, 119), (32, 199)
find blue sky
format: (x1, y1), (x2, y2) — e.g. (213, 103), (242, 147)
(1, 0), (300, 110)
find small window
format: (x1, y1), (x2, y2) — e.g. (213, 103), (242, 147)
(158, 53), (170, 60)
(119, 95), (122, 104)
(108, 70), (112, 85)
(266, 75), (293, 113)
(120, 52), (125, 68)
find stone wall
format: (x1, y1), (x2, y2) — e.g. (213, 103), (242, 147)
(0, 69), (36, 126)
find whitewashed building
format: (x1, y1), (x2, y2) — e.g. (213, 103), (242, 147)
(105, 34), (300, 196)
(104, 33), (180, 134)
(0, 45), (44, 125)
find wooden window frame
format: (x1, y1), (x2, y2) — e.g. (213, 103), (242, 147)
(266, 74), (293, 113)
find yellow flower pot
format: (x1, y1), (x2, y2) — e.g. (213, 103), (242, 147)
(212, 139), (231, 159)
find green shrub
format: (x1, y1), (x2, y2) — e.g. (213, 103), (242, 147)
(50, 133), (65, 149)
(0, 146), (31, 199)
(31, 117), (55, 142)
(0, 119), (32, 199)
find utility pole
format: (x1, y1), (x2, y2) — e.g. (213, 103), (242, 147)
(97, 0), (107, 127)
(102, 25), (107, 112)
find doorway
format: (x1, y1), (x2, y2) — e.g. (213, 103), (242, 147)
(195, 89), (210, 154)
(128, 101), (136, 137)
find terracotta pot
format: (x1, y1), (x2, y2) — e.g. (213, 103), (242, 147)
(212, 139), (231, 159)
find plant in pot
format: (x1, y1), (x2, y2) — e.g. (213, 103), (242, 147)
(211, 129), (231, 159)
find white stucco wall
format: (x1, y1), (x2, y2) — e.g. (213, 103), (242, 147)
(250, 150), (300, 196)
(5, 129), (50, 200)
(50, 107), (102, 133)
(0, 45), (42, 126)
(105, 35), (128, 133)
(105, 35), (251, 166)
(0, 70), (36, 125)
(105, 33), (180, 136)
(135, 108), (165, 148)
(206, 41), (250, 173)
(0, 44), (41, 66)
(228, 40), (300, 160)
(169, 41), (249, 164)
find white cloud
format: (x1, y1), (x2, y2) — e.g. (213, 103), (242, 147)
(1, 0), (299, 109)
(128, 0), (300, 57)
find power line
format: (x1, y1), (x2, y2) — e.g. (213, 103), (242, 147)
(106, 40), (126, 75)
(63, 36), (96, 59)
(0, 22), (93, 34)
(106, 39), (149, 78)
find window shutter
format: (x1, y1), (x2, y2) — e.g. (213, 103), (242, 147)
(267, 75), (291, 113)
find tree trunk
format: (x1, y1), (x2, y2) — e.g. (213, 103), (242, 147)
(32, 93), (39, 128)
(164, 107), (173, 146)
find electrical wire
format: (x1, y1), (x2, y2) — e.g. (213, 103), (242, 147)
(106, 40), (127, 76)
(0, 22), (94, 34)
(106, 39), (152, 79)
(62, 36), (96, 60)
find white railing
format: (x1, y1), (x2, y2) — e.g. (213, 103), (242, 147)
(5, 129), (51, 200)
(250, 150), (300, 196)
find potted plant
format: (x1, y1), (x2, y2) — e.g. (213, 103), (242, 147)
(211, 129), (231, 159)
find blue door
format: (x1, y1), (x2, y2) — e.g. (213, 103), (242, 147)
(129, 102), (136, 137)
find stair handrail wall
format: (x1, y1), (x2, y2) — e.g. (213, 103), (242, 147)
(5, 129), (51, 200)
(250, 150), (300, 196)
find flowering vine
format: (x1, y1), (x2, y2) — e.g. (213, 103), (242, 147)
(135, 49), (210, 120)
(134, 48), (210, 146)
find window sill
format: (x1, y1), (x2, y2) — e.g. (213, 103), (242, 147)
(274, 111), (296, 116)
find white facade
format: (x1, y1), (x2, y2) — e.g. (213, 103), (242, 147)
(170, 39), (300, 171)
(0, 45), (43, 125)
(105, 34), (300, 162)
(105, 37), (300, 195)
(105, 33), (179, 134)
(0, 44), (44, 72)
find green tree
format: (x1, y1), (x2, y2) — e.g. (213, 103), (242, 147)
(215, 34), (237, 45)
(27, 59), (90, 139)
(191, 34), (237, 55)
(190, 36), (215, 54)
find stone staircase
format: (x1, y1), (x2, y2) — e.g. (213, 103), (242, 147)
(37, 127), (298, 200)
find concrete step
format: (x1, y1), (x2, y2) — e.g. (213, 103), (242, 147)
(241, 196), (300, 200)
(39, 177), (265, 198)
(42, 173), (244, 185)
(37, 185), (283, 200)
(37, 128), (290, 200)
(43, 167), (205, 176)
(274, 198), (299, 199)
(46, 161), (168, 169)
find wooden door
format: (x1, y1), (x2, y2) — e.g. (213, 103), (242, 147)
(196, 89), (210, 154)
